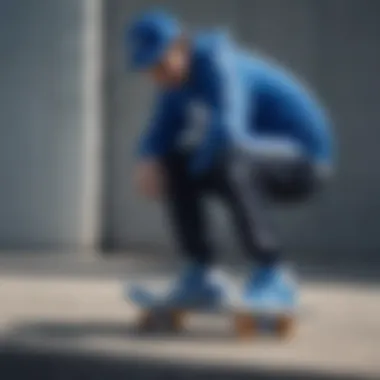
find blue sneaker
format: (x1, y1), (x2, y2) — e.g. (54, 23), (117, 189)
(128, 264), (226, 310)
(165, 264), (227, 309)
(242, 265), (297, 312)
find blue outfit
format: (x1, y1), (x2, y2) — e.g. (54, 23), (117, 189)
(126, 10), (334, 311)
(135, 30), (333, 176)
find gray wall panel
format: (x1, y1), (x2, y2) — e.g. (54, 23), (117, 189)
(0, 1), (88, 249)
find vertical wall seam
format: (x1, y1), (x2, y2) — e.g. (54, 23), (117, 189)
(81, 0), (104, 249)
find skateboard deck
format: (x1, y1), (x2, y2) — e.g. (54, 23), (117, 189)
(125, 284), (296, 339)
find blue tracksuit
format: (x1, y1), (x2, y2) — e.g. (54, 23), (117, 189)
(137, 31), (333, 175)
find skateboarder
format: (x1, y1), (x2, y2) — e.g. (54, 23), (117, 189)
(125, 10), (334, 311)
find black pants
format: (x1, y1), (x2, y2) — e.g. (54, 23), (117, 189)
(162, 149), (323, 266)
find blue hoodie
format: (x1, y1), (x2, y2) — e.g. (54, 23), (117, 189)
(137, 31), (333, 174)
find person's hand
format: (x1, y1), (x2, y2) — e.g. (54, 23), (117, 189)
(134, 159), (165, 200)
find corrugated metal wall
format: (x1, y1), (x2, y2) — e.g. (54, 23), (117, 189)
(0, 0), (94, 249)
(104, 0), (380, 268)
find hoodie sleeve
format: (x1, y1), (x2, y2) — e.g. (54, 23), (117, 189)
(189, 35), (250, 175)
(137, 90), (184, 159)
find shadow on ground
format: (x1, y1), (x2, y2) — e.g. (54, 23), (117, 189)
(0, 320), (374, 380)
(0, 346), (372, 380)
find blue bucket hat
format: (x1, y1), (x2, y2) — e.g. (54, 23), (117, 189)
(126, 9), (181, 70)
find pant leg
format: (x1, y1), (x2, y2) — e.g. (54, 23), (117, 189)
(208, 154), (281, 266)
(208, 137), (329, 266)
(240, 134), (329, 202)
(162, 151), (213, 265)
(258, 153), (327, 203)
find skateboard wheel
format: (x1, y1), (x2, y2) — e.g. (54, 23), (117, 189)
(138, 310), (156, 332)
(234, 314), (256, 339)
(275, 315), (294, 339)
(136, 309), (186, 333)
(169, 310), (186, 332)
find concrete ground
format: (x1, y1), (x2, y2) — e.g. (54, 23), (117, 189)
(0, 252), (379, 380)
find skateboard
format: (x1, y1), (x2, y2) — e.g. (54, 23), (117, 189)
(125, 284), (296, 339)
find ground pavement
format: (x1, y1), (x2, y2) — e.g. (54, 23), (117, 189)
(0, 252), (379, 380)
